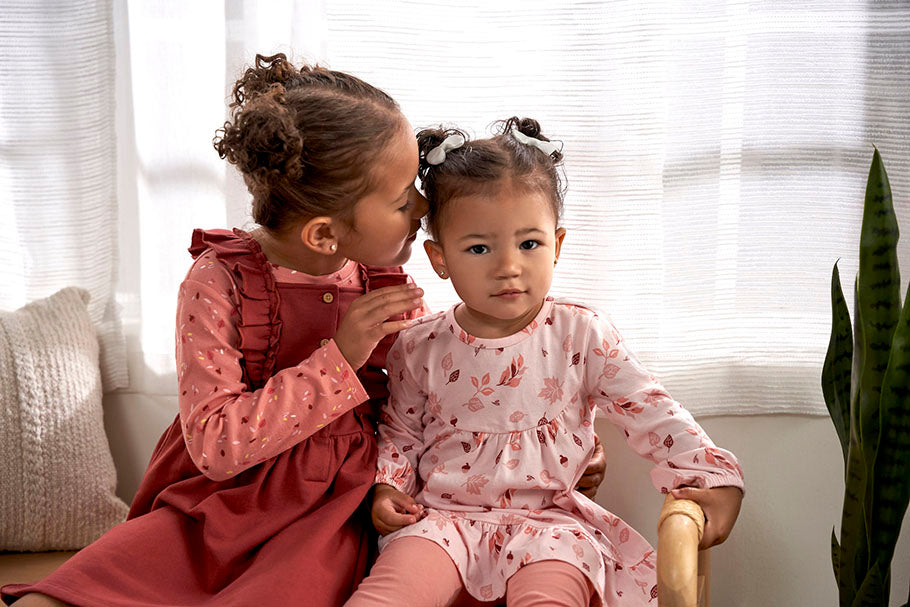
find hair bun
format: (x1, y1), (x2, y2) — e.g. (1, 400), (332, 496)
(230, 53), (300, 111)
(500, 116), (548, 142)
(514, 117), (542, 139)
(214, 86), (303, 197)
(416, 127), (449, 158)
(417, 126), (468, 177)
(500, 116), (562, 163)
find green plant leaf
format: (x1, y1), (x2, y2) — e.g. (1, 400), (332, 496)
(854, 146), (900, 482)
(839, 429), (869, 606)
(831, 529), (841, 584)
(850, 561), (885, 607)
(852, 148), (900, 564)
(870, 276), (910, 572)
(852, 276), (865, 437)
(823, 260), (853, 467)
(841, 277), (874, 601)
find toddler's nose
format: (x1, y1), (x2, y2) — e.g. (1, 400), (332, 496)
(495, 250), (521, 278)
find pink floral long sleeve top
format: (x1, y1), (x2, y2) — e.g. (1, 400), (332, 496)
(174, 251), (370, 481)
(375, 298), (743, 606)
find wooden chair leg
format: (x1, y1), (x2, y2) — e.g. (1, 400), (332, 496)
(698, 549), (710, 607)
(657, 494), (708, 607)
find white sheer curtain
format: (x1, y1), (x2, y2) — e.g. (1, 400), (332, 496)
(109, 0), (910, 414)
(1, 0), (126, 390)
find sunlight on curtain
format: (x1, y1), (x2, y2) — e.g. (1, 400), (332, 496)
(312, 0), (910, 415)
(113, 1), (228, 394)
(115, 0), (910, 414)
(1, 0), (126, 390)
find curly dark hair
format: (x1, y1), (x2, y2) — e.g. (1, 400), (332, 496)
(213, 53), (404, 233)
(416, 117), (565, 239)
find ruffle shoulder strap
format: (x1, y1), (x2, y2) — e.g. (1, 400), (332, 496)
(188, 228), (281, 390)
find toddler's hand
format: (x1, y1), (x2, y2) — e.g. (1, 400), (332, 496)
(576, 434), (606, 499)
(334, 284), (423, 370)
(371, 483), (424, 536)
(670, 485), (743, 550)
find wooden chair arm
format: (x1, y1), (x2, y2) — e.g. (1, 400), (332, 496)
(657, 494), (709, 607)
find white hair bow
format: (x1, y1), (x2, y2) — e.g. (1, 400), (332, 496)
(511, 127), (562, 158)
(426, 134), (466, 166)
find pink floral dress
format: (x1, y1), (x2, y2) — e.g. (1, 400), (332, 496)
(376, 297), (744, 606)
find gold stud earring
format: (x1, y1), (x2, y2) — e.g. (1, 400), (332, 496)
(438, 270), (447, 278)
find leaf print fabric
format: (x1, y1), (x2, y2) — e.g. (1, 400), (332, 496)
(375, 298), (743, 606)
(463, 474), (489, 495)
(537, 377), (564, 404)
(498, 355), (526, 387)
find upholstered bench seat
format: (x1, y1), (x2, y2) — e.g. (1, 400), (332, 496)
(0, 552), (77, 589)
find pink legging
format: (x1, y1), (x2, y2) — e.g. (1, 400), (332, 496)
(345, 536), (594, 607)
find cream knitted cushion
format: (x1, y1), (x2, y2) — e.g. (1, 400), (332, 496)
(0, 287), (129, 550)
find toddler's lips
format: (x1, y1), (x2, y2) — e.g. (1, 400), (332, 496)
(492, 290), (524, 299)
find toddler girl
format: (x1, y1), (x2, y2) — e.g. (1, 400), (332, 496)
(346, 118), (744, 607)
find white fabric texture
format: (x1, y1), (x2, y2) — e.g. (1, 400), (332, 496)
(110, 1), (910, 417)
(0, 0), (126, 391)
(318, 1), (910, 417)
(0, 288), (129, 551)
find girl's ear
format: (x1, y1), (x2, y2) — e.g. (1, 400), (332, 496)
(424, 240), (448, 279)
(299, 216), (340, 255)
(554, 227), (567, 263)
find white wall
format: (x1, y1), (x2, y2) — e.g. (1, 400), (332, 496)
(593, 414), (910, 606)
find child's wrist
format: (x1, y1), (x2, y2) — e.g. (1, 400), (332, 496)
(372, 482), (398, 497)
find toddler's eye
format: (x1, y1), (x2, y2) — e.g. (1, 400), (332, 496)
(467, 244), (489, 255)
(398, 200), (413, 212)
(520, 240), (540, 250)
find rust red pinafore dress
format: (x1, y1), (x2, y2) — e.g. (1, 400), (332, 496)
(1, 229), (408, 607)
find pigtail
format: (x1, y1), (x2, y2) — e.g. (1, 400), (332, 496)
(500, 116), (564, 163)
(418, 127), (473, 190)
(416, 127), (467, 183)
(416, 127), (447, 220)
(503, 116), (542, 138)
(416, 128), (445, 178)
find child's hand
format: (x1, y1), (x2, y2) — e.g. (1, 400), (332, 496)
(670, 485), (743, 550)
(371, 483), (424, 536)
(576, 434), (606, 499)
(334, 284), (424, 370)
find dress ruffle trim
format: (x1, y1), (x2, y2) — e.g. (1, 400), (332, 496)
(189, 228), (282, 390)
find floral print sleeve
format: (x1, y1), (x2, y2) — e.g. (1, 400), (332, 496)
(175, 251), (369, 481)
(374, 336), (426, 497)
(582, 311), (744, 493)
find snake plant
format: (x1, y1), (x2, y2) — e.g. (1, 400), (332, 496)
(822, 148), (910, 607)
